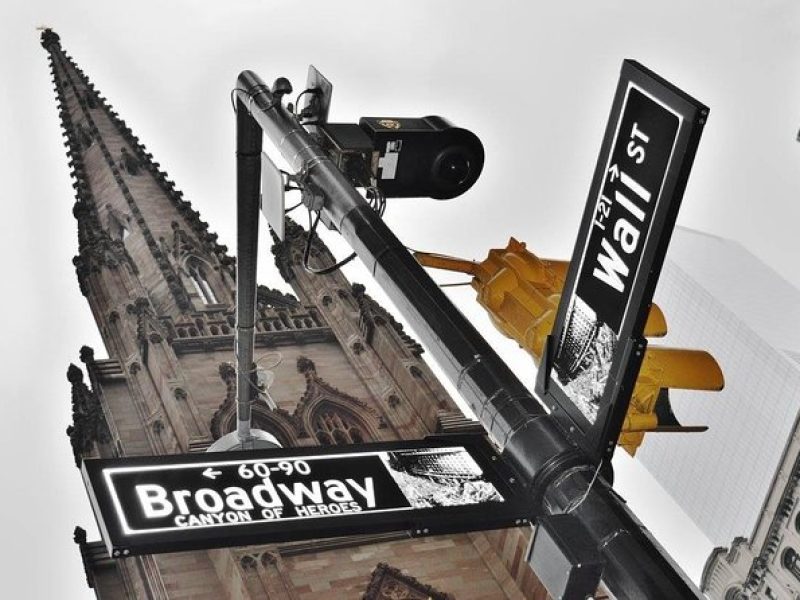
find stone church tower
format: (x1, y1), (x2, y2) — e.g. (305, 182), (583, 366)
(42, 29), (546, 599)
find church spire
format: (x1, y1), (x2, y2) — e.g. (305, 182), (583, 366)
(41, 29), (234, 316)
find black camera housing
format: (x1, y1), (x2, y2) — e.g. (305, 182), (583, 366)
(317, 116), (484, 200)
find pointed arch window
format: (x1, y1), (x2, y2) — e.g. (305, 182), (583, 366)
(119, 147), (141, 176)
(83, 92), (98, 110)
(77, 123), (94, 150)
(187, 260), (218, 305)
(313, 405), (369, 446)
(105, 204), (131, 241)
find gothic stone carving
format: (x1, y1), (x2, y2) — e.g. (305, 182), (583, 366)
(127, 297), (168, 363)
(210, 355), (388, 444)
(362, 562), (452, 600)
(351, 283), (423, 357)
(119, 146), (140, 175)
(79, 344), (95, 364)
(294, 356), (386, 433)
(257, 284), (299, 309)
(66, 363), (110, 467)
(73, 526), (96, 589)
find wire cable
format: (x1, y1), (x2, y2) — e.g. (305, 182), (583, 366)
(229, 87), (248, 113)
(365, 186), (387, 216)
(230, 85), (282, 115)
(301, 185), (387, 276)
(254, 351), (283, 370)
(293, 88), (318, 120)
(566, 459), (604, 514)
(234, 350), (282, 400)
(302, 209), (358, 275)
(293, 88), (327, 125)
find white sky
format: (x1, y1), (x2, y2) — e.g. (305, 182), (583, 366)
(1, 1), (799, 597)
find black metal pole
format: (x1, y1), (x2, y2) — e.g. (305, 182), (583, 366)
(234, 70), (700, 599)
(234, 98), (263, 445)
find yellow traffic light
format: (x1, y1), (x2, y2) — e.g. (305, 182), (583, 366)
(415, 238), (723, 455)
(619, 347), (722, 454)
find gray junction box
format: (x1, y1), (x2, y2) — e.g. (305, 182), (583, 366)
(527, 514), (604, 600)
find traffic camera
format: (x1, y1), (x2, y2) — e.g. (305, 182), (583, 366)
(296, 66), (484, 200)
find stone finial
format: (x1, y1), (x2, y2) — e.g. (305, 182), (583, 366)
(219, 362), (236, 383)
(73, 526), (96, 588)
(67, 363), (83, 384)
(73, 526), (87, 545)
(79, 345), (95, 364)
(40, 28), (61, 50)
(67, 361), (110, 467)
(296, 355), (316, 375)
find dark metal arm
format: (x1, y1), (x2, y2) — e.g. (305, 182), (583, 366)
(234, 70), (700, 599)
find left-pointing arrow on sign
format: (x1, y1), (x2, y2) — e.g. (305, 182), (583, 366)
(202, 467), (222, 480)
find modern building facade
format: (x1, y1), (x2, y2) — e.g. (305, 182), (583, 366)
(42, 29), (550, 599)
(633, 228), (800, 598)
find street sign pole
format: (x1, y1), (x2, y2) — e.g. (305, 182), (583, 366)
(213, 90), (284, 453)
(231, 68), (702, 598)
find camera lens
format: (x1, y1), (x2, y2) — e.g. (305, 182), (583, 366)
(357, 116), (484, 199)
(431, 145), (479, 199)
(437, 153), (471, 186)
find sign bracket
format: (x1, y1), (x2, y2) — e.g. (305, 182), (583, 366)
(535, 334), (556, 398)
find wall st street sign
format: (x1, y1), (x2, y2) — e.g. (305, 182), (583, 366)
(82, 435), (526, 557)
(540, 60), (708, 462)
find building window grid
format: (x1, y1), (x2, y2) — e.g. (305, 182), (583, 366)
(640, 263), (800, 546)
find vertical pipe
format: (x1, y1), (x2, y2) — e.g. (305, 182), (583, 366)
(235, 96), (263, 444)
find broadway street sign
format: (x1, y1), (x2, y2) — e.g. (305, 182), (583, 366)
(82, 435), (526, 557)
(539, 60), (708, 462)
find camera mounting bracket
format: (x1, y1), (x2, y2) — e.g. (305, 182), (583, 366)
(299, 65), (333, 127)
